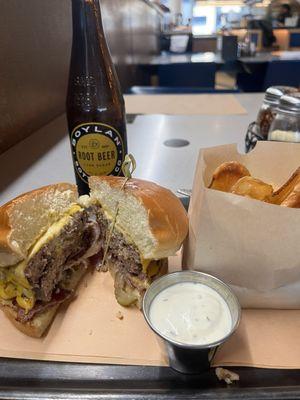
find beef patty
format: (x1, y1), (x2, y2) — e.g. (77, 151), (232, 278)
(96, 210), (143, 276)
(25, 209), (99, 302)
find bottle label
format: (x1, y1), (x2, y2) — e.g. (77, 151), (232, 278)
(71, 122), (124, 183)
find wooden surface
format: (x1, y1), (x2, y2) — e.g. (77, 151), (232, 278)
(124, 94), (246, 115)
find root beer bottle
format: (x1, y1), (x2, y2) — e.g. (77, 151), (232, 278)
(66, 0), (128, 194)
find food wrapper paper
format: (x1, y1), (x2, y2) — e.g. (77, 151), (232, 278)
(2, 263), (300, 369)
(183, 141), (300, 308)
(1, 254), (300, 369)
(0, 257), (183, 366)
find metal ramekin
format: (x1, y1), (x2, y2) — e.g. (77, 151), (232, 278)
(143, 270), (241, 374)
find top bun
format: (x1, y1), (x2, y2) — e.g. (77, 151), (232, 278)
(89, 176), (188, 259)
(0, 183), (78, 267)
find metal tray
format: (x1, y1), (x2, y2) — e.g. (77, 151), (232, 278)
(1, 358), (300, 399)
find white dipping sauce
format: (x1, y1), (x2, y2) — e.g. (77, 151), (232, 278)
(149, 282), (232, 345)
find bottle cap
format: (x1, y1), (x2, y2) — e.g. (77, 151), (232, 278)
(279, 93), (300, 114)
(264, 86), (298, 105)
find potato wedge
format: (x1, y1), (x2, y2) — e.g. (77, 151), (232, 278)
(209, 161), (250, 192)
(271, 167), (300, 205)
(231, 176), (274, 201)
(281, 182), (300, 208)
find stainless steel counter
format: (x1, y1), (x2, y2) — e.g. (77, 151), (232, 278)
(0, 93), (263, 205)
(134, 50), (300, 66)
(240, 50), (300, 63)
(134, 51), (223, 65)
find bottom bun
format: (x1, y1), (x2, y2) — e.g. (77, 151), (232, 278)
(0, 302), (60, 338)
(108, 259), (168, 309)
(0, 262), (88, 338)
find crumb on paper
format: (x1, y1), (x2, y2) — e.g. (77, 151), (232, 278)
(116, 311), (124, 320)
(215, 367), (239, 384)
(88, 330), (93, 336)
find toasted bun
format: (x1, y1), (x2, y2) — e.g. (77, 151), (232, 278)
(0, 301), (60, 338)
(89, 176), (188, 259)
(0, 183), (78, 267)
(209, 161), (250, 192)
(0, 262), (87, 338)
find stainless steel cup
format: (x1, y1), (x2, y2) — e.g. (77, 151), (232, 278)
(143, 271), (241, 374)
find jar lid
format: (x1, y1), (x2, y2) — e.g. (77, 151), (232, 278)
(264, 86), (298, 105)
(279, 93), (300, 114)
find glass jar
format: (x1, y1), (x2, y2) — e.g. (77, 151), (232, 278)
(268, 93), (300, 143)
(256, 86), (298, 140)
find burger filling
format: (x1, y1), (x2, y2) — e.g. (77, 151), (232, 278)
(0, 203), (167, 320)
(0, 205), (101, 323)
(25, 208), (99, 302)
(94, 209), (167, 308)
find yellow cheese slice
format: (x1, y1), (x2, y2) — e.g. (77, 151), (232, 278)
(29, 204), (82, 258)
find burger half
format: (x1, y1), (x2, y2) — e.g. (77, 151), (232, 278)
(0, 183), (101, 337)
(87, 176), (188, 308)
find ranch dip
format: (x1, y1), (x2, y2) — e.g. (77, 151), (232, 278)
(149, 282), (232, 346)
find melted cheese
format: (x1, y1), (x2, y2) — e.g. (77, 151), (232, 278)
(147, 260), (161, 277)
(141, 258), (151, 273)
(29, 204), (82, 258)
(138, 258), (162, 277)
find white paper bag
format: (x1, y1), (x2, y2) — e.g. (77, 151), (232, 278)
(183, 142), (300, 308)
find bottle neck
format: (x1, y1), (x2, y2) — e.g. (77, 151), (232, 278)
(71, 0), (106, 55)
(69, 0), (123, 110)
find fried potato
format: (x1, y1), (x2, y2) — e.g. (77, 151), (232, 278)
(208, 161), (250, 192)
(280, 182), (300, 208)
(208, 162), (300, 208)
(230, 176), (274, 201)
(271, 167), (300, 205)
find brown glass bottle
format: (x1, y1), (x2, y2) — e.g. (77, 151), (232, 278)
(66, 0), (128, 195)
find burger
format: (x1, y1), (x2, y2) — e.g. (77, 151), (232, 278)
(0, 178), (188, 337)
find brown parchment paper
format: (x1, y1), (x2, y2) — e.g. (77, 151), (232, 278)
(0, 255), (182, 366)
(1, 243), (300, 368)
(183, 141), (300, 309)
(213, 309), (300, 369)
(124, 94), (246, 115)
